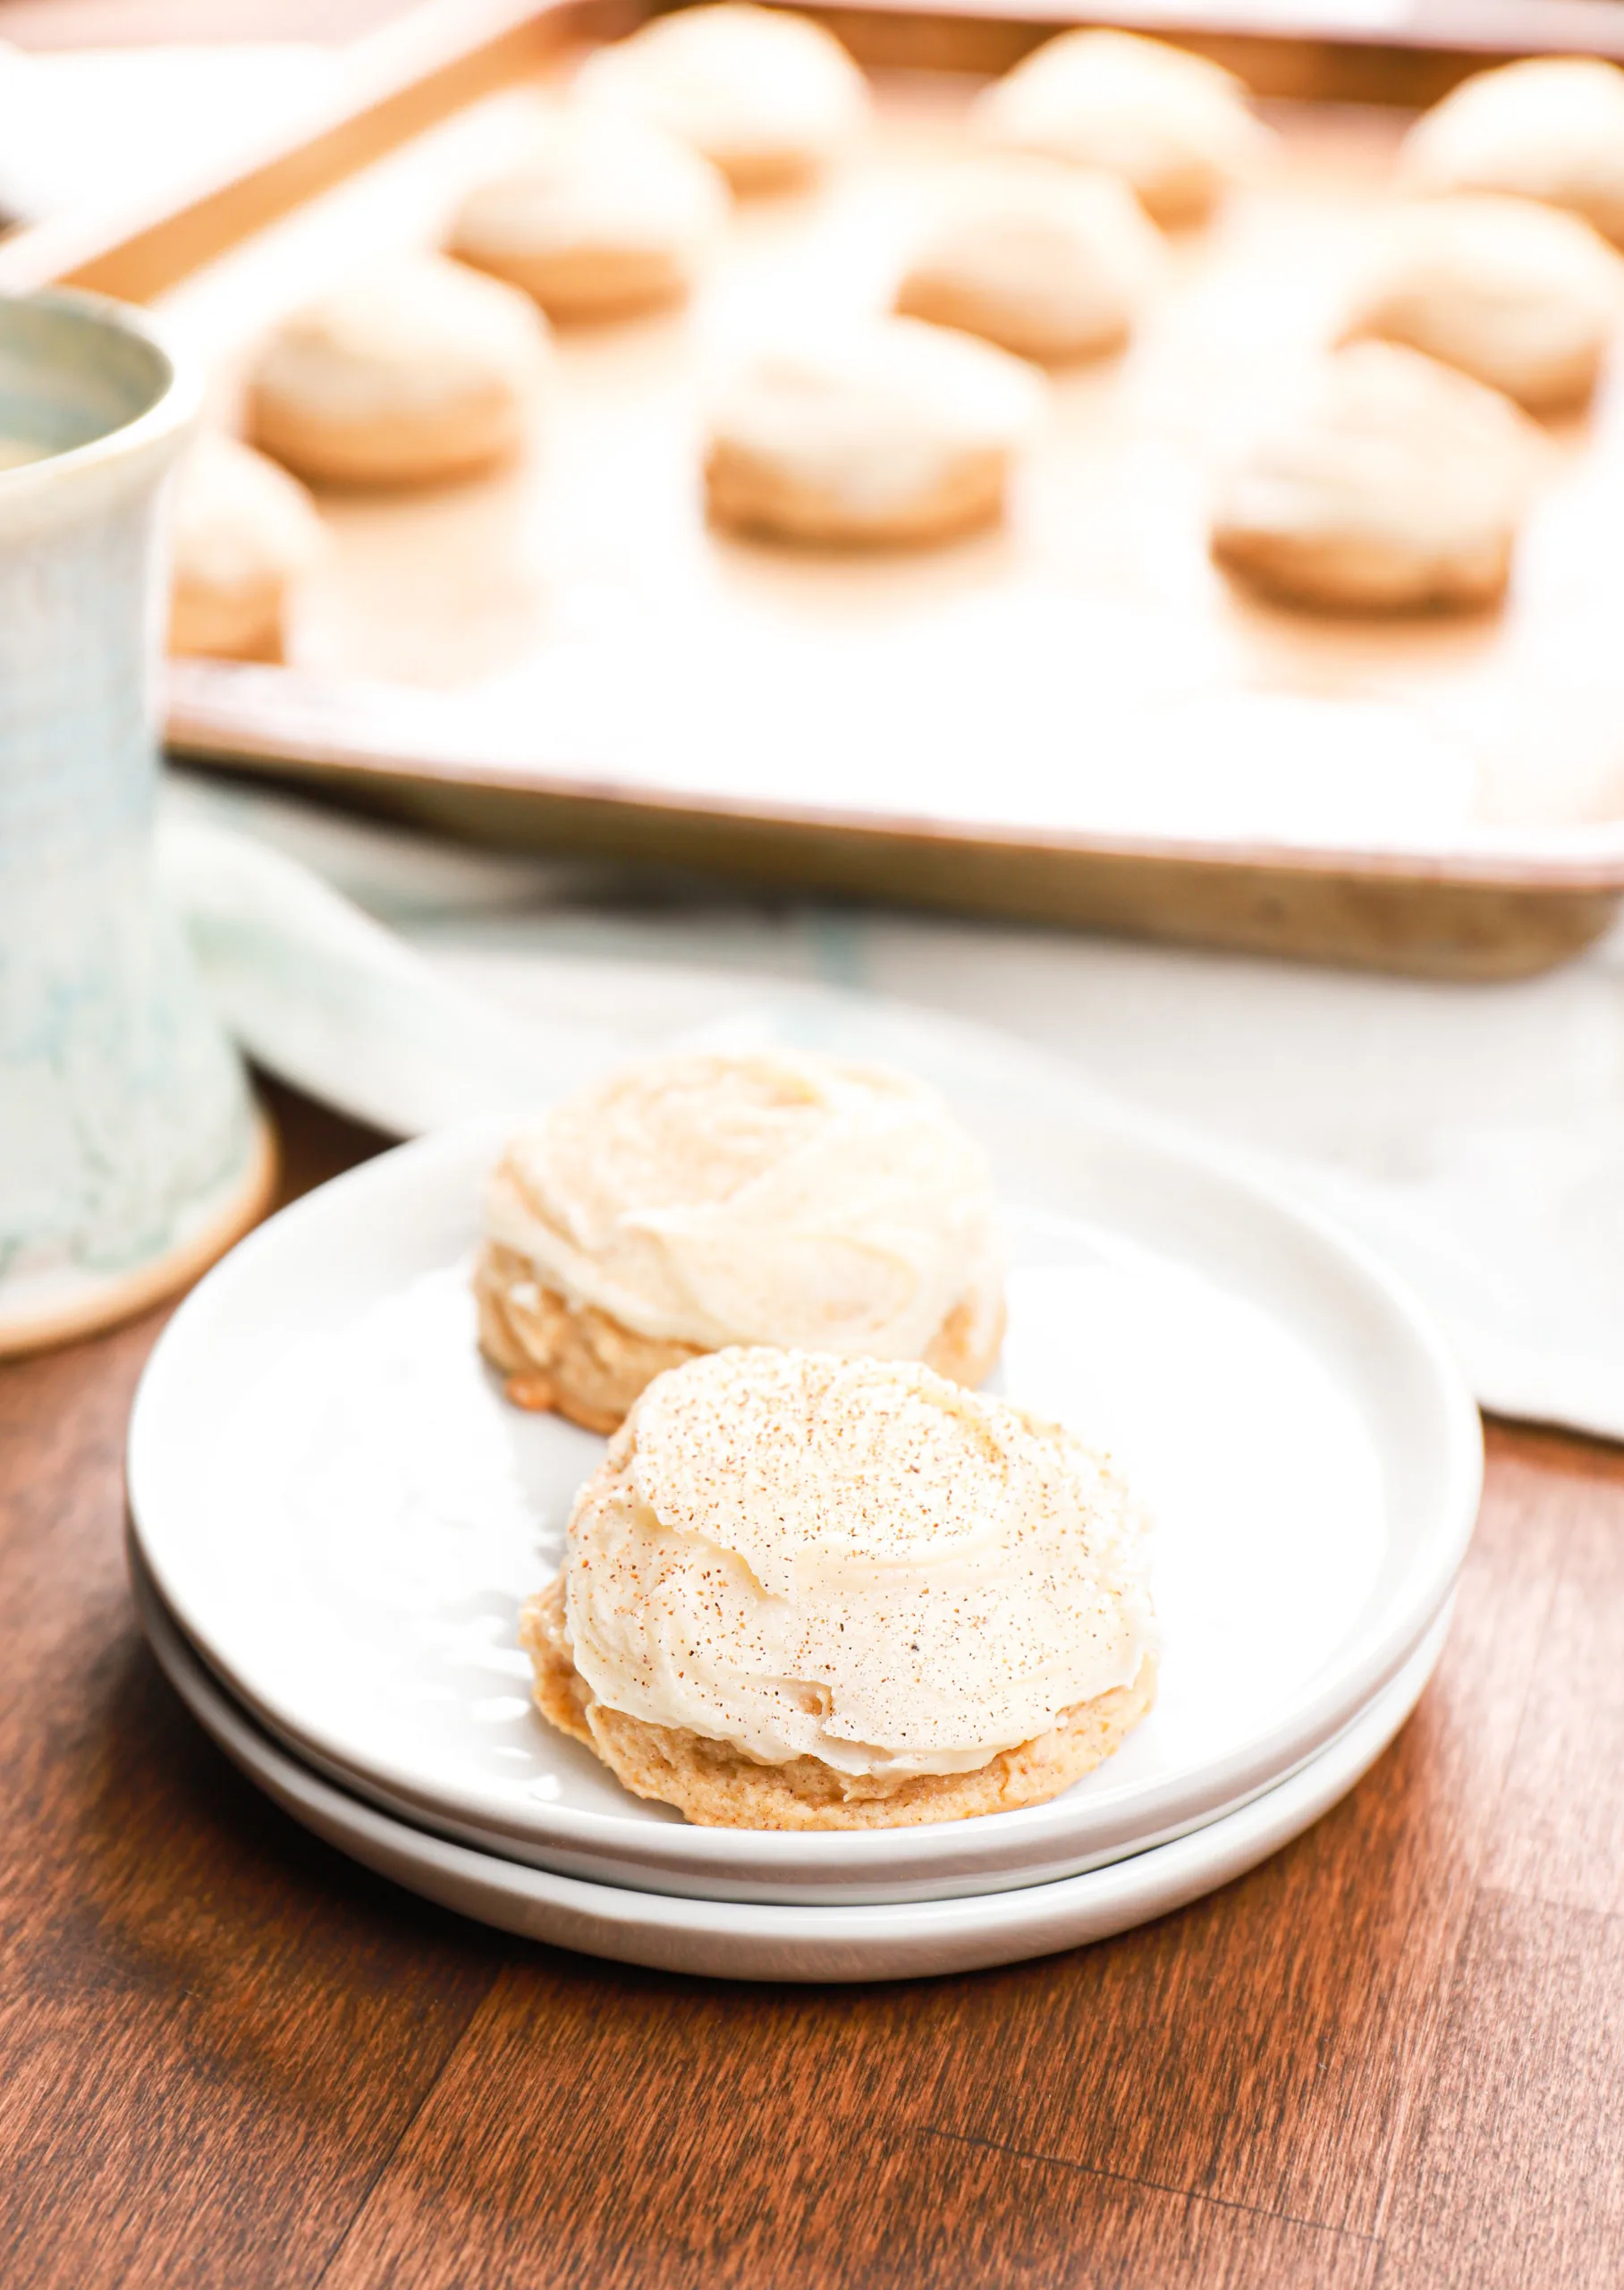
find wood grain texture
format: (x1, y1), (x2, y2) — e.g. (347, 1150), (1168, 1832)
(0, 1084), (505, 2289)
(1481, 1463), (1624, 1920)
(1380, 1890), (1624, 2288)
(3, 1086), (1623, 2288)
(303, 1439), (1573, 2286)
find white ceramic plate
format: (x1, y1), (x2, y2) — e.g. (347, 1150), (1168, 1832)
(134, 1552), (1453, 1983)
(127, 1004), (1481, 1905)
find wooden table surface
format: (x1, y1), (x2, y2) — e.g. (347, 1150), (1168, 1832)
(2, 1077), (1621, 2289)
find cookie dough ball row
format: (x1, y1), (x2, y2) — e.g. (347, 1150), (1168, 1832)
(1205, 55), (1624, 615)
(236, 8), (876, 494)
(229, 22), (1238, 515)
(447, 6), (870, 328)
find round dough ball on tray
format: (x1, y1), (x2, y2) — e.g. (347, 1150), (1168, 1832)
(1400, 56), (1624, 247)
(246, 251), (554, 489)
(895, 157), (1166, 363)
(166, 431), (323, 663)
(971, 28), (1271, 226)
(704, 314), (1046, 547)
(573, 4), (870, 193)
(1343, 195), (1622, 411)
(1209, 340), (1544, 615)
(449, 113), (730, 320)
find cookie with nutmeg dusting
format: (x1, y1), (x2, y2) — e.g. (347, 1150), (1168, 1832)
(520, 1346), (1157, 1829)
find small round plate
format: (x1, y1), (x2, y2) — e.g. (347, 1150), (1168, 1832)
(135, 1554), (1453, 1984)
(127, 1002), (1481, 1904)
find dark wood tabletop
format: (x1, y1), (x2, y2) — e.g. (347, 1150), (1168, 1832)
(2, 1075), (1621, 2289)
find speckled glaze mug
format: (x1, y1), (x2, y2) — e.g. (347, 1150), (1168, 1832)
(0, 290), (270, 1353)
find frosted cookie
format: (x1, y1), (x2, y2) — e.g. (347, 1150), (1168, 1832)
(246, 252), (554, 488)
(1400, 57), (1624, 247)
(704, 316), (1045, 547)
(971, 29), (1270, 225)
(166, 433), (324, 663)
(1343, 196), (1622, 411)
(895, 157), (1165, 363)
(574, 4), (869, 192)
(1210, 341), (1542, 614)
(477, 1047), (1004, 1432)
(448, 114), (729, 319)
(521, 1346), (1157, 1828)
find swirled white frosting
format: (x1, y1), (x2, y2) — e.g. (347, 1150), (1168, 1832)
(486, 1048), (1002, 1360)
(564, 1347), (1156, 1775)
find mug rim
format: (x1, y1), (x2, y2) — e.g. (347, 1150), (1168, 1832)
(0, 285), (200, 497)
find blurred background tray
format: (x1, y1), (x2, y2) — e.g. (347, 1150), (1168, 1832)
(8, 0), (1624, 976)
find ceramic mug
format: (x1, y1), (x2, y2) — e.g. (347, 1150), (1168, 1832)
(0, 288), (270, 1354)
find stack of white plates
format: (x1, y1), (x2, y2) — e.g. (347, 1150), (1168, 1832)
(127, 1005), (1482, 1983)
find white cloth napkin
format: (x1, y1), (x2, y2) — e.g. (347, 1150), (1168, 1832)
(162, 770), (1624, 1443)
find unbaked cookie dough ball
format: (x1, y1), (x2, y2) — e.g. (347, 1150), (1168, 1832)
(971, 29), (1270, 225)
(167, 432), (324, 662)
(574, 4), (870, 192)
(895, 157), (1165, 363)
(1342, 196), (1622, 412)
(1400, 57), (1624, 247)
(704, 315), (1046, 547)
(247, 252), (554, 488)
(1210, 341), (1542, 614)
(449, 113), (730, 319)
